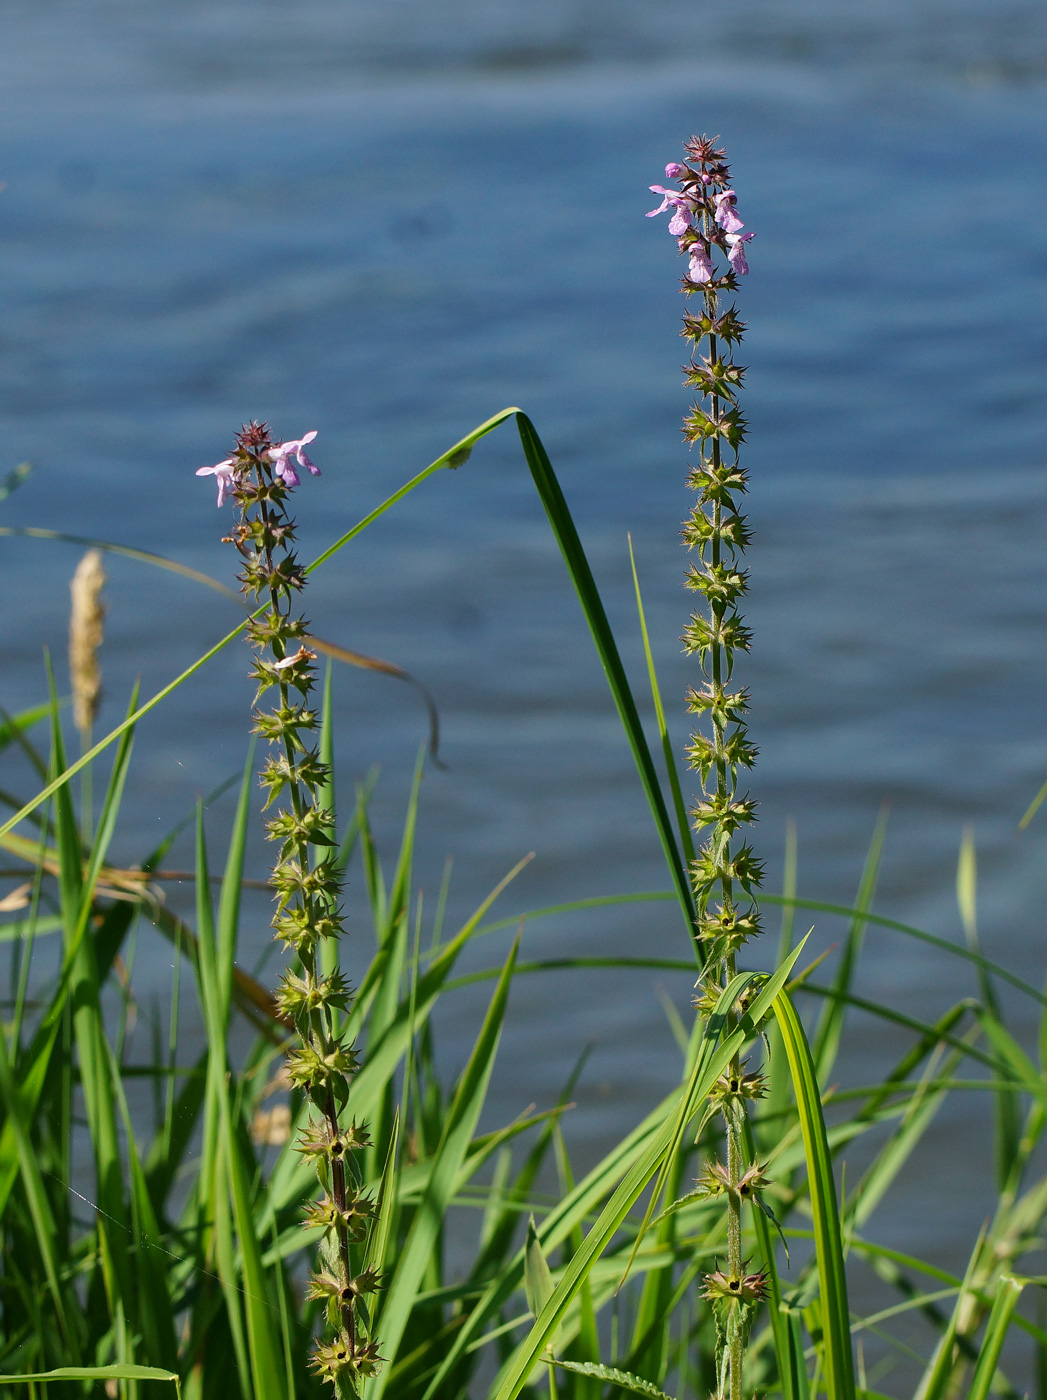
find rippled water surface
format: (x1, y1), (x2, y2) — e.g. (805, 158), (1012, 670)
(3, 0), (1047, 1330)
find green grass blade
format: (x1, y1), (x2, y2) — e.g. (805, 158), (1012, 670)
(318, 663), (341, 983)
(0, 1026), (72, 1347)
(762, 893), (1047, 1010)
(104, 1037), (180, 1372)
(266, 854), (533, 1217)
(513, 412), (696, 946)
(0, 701), (52, 761)
(306, 407), (522, 576)
(79, 683), (140, 929)
(421, 1092), (702, 1400)
(957, 828), (1021, 1190)
(524, 1216), (556, 1319)
(194, 809), (287, 1400)
(967, 1276), (1024, 1400)
(813, 809), (887, 1082)
(628, 536), (695, 869)
(549, 1360), (674, 1400)
(741, 1115), (796, 1400)
(845, 1047), (959, 1231)
(367, 1111), (401, 1279)
(854, 1277), (1020, 1400)
(771, 990), (855, 1400)
(0, 525), (238, 597)
(489, 945), (805, 1400)
(368, 934), (521, 1400)
(216, 744), (256, 1030)
(912, 1227), (985, 1400)
(0, 986), (67, 1222)
(474, 891), (677, 940)
(618, 971), (767, 1293)
(1019, 775), (1047, 830)
(47, 670), (134, 1336)
(0, 1368), (179, 1392)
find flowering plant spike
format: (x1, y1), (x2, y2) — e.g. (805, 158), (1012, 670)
(198, 424), (381, 1396)
(649, 136), (767, 1400)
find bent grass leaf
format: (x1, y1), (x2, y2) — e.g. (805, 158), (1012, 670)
(0, 413), (521, 842)
(1, 397), (695, 1006)
(514, 412), (695, 944)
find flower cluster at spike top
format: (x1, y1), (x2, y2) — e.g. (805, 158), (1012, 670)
(198, 424), (382, 1395)
(648, 136), (768, 1400)
(647, 155), (755, 283)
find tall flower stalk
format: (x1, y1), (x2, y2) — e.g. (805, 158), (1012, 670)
(649, 137), (767, 1400)
(198, 424), (381, 1395)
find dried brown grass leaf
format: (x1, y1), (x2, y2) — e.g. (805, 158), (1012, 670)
(0, 880), (31, 912)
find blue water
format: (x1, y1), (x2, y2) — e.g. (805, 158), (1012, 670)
(3, 0), (1047, 1354)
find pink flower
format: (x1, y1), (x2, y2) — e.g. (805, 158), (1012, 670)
(664, 162), (686, 179)
(725, 232), (755, 276)
(195, 457), (241, 506)
(714, 189), (744, 234)
(268, 430), (319, 488)
(646, 185), (682, 215)
(687, 240), (714, 284)
(647, 185), (700, 236)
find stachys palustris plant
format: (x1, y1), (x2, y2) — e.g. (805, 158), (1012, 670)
(648, 136), (769, 1400)
(198, 425), (382, 1395)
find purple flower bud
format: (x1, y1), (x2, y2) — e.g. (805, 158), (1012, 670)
(725, 232), (754, 276)
(714, 189), (744, 234)
(688, 241), (714, 284)
(665, 162), (686, 179)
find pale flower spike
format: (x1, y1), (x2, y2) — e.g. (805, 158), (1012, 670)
(645, 153), (755, 279)
(649, 135), (765, 1400)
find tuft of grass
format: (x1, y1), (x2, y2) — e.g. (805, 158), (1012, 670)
(0, 411), (1043, 1400)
